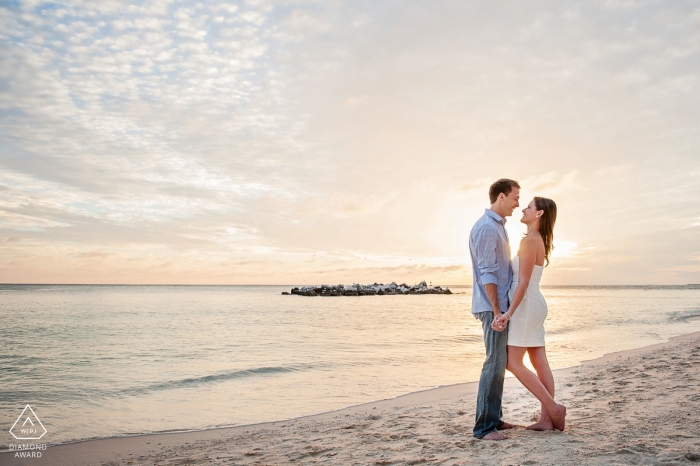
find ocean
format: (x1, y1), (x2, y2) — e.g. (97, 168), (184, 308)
(1, 284), (699, 446)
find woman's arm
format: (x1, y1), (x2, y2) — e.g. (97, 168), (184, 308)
(500, 237), (538, 322)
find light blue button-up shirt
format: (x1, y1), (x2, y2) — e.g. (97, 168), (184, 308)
(469, 209), (512, 314)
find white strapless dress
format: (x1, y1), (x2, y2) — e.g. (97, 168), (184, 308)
(508, 256), (548, 347)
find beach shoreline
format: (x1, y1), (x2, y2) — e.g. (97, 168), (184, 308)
(3, 330), (700, 465)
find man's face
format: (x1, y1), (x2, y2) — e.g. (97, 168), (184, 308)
(503, 188), (520, 216)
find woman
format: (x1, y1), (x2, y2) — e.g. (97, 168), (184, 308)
(494, 196), (566, 431)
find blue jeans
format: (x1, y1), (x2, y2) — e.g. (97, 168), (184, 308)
(473, 311), (509, 438)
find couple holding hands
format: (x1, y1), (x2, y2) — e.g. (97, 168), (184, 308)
(469, 178), (566, 440)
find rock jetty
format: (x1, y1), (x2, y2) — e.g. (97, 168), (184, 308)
(282, 281), (452, 296)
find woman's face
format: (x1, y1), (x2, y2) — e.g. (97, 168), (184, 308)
(520, 199), (542, 224)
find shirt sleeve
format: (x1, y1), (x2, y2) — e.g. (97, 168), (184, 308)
(472, 225), (499, 285)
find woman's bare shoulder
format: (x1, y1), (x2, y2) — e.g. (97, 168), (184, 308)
(519, 235), (542, 246)
(519, 235), (545, 252)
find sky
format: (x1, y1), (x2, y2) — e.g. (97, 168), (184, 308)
(1, 0), (699, 285)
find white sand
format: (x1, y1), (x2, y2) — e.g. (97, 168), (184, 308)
(3, 331), (700, 465)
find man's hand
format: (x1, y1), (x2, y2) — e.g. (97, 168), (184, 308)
(491, 311), (507, 332)
(484, 284), (505, 331)
(492, 312), (510, 332)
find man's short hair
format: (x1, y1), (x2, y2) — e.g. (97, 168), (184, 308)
(488, 178), (520, 204)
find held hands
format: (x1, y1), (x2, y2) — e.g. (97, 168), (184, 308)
(491, 311), (511, 332)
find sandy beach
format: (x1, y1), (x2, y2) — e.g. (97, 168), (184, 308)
(4, 331), (700, 466)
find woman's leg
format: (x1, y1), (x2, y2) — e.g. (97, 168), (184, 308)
(526, 346), (555, 430)
(506, 345), (566, 431)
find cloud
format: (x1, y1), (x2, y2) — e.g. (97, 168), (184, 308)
(343, 96), (367, 108)
(524, 171), (582, 196)
(659, 265), (700, 273)
(459, 179), (493, 193)
(1, 1), (700, 283)
(0, 210), (71, 232)
(69, 249), (113, 260)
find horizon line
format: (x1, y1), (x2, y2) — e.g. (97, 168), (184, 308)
(1, 283), (698, 287)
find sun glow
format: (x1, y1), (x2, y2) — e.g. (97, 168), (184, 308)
(551, 240), (580, 259)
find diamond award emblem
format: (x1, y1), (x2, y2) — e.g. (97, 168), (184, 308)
(10, 405), (47, 440)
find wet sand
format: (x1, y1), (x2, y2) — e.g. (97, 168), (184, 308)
(3, 331), (700, 465)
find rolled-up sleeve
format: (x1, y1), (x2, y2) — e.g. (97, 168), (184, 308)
(472, 226), (498, 285)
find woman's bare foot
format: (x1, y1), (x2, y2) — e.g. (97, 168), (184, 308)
(525, 419), (554, 431)
(550, 404), (567, 431)
(482, 431), (508, 440)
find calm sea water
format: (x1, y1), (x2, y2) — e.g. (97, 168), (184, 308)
(1, 284), (699, 446)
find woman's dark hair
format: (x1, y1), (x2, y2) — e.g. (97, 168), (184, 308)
(488, 178), (520, 204)
(534, 197), (557, 267)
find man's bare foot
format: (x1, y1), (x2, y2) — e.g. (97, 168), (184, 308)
(498, 422), (516, 430)
(525, 419), (554, 431)
(550, 404), (567, 431)
(482, 431), (508, 441)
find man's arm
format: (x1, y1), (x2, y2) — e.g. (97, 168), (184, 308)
(487, 283), (507, 332)
(485, 283), (502, 320)
(472, 225), (501, 316)
(472, 224), (507, 331)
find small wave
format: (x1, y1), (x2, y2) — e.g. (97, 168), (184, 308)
(447, 334), (482, 344)
(670, 309), (700, 323)
(117, 364), (312, 397)
(546, 324), (588, 336)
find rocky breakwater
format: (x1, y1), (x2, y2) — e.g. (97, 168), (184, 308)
(282, 281), (452, 296)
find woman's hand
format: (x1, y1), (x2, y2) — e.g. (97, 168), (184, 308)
(496, 312), (511, 329)
(491, 312), (510, 332)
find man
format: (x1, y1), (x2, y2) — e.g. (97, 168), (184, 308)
(470, 178), (520, 440)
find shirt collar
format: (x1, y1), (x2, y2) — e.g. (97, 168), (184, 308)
(484, 208), (506, 225)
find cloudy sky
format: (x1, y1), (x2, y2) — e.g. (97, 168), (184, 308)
(1, 0), (699, 285)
